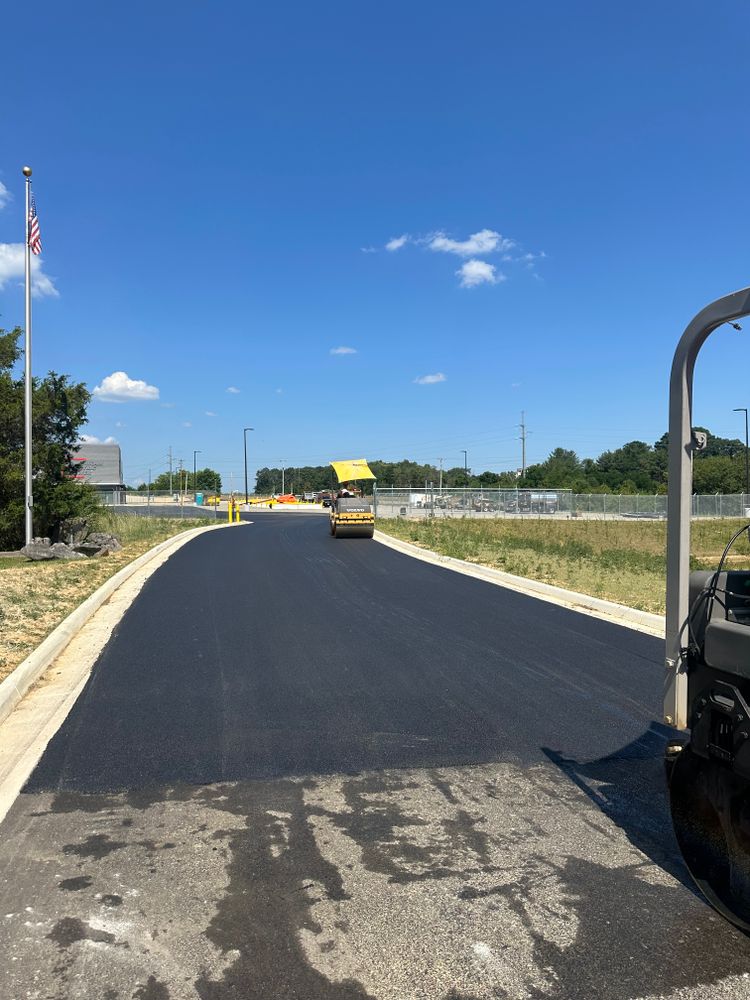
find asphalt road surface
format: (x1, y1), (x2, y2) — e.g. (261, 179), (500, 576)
(2, 512), (750, 1000)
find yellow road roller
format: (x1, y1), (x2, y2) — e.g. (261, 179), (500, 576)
(330, 496), (375, 538)
(665, 286), (750, 930)
(329, 458), (376, 539)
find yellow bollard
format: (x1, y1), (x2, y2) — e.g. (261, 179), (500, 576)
(227, 500), (234, 524)
(235, 502), (241, 523)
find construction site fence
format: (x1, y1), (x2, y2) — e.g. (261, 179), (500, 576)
(371, 487), (750, 520)
(97, 491), (260, 506)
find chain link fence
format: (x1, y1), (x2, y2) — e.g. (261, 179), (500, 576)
(372, 487), (750, 520)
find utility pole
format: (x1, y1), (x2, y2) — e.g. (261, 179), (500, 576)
(519, 411), (527, 479)
(243, 427), (254, 503)
(168, 446), (173, 496)
(734, 408), (750, 501)
(461, 450), (468, 485)
(193, 450), (201, 502)
(281, 464), (285, 494)
(177, 459), (184, 501)
(438, 457), (444, 493)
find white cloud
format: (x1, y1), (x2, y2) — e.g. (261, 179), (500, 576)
(330, 346), (357, 355)
(205, 410), (217, 417)
(182, 421), (192, 428)
(93, 371), (160, 403)
(78, 434), (118, 444)
(0, 243), (59, 297)
(161, 402), (175, 409)
(428, 229), (514, 257)
(457, 259), (505, 288)
(360, 246), (377, 254)
(115, 421), (126, 428)
(226, 386), (240, 394)
(0, 182), (11, 210)
(413, 372), (447, 385)
(385, 234), (410, 252)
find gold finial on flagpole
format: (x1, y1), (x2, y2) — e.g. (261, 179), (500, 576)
(22, 165), (32, 177)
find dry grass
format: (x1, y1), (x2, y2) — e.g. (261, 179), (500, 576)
(378, 517), (750, 615)
(0, 516), (208, 683)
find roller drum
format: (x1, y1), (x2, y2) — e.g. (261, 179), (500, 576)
(334, 523), (374, 539)
(669, 744), (750, 931)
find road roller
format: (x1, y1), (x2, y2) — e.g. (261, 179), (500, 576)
(665, 286), (750, 930)
(328, 458), (376, 538)
(329, 495), (375, 538)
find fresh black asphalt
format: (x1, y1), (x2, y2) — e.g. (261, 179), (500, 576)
(7, 513), (750, 999)
(28, 511), (664, 792)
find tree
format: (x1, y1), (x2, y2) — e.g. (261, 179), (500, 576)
(0, 327), (94, 549)
(148, 468), (222, 493)
(692, 455), (744, 494)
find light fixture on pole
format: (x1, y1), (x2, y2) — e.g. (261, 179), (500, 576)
(193, 450), (201, 501)
(734, 408), (750, 499)
(243, 427), (254, 504)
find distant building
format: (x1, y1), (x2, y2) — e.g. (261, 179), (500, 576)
(72, 442), (127, 502)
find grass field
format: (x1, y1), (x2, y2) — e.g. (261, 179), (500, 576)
(378, 517), (750, 615)
(0, 514), (210, 684)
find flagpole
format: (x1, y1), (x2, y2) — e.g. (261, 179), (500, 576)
(23, 165), (33, 545)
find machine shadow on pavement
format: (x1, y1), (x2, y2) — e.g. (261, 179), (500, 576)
(543, 722), (699, 896)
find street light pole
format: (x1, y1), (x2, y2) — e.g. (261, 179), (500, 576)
(193, 449), (201, 502)
(281, 463), (285, 495)
(734, 407), (750, 499)
(243, 427), (254, 503)
(461, 450), (468, 485)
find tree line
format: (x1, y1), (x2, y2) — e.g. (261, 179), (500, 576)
(255, 429), (750, 496)
(134, 469), (222, 493)
(1, 315), (747, 553)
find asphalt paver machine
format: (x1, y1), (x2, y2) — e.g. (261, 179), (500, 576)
(666, 286), (750, 930)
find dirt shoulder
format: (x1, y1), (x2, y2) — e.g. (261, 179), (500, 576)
(0, 517), (208, 683)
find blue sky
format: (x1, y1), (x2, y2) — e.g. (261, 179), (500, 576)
(2, 1), (750, 488)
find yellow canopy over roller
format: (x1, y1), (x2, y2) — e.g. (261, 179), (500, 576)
(330, 458), (376, 483)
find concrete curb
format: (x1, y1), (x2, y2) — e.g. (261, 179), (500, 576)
(373, 530), (665, 637)
(0, 523), (230, 728)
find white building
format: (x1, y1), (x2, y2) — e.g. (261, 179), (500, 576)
(72, 442), (126, 501)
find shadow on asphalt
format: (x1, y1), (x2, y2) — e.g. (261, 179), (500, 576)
(543, 721), (698, 896)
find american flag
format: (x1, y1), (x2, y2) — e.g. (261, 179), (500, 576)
(28, 196), (41, 256)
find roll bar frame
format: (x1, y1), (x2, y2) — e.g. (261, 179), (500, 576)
(665, 287), (750, 729)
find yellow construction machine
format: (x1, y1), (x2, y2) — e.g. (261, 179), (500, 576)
(329, 459), (376, 538)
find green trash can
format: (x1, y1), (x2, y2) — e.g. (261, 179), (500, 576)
(196, 492), (204, 506)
